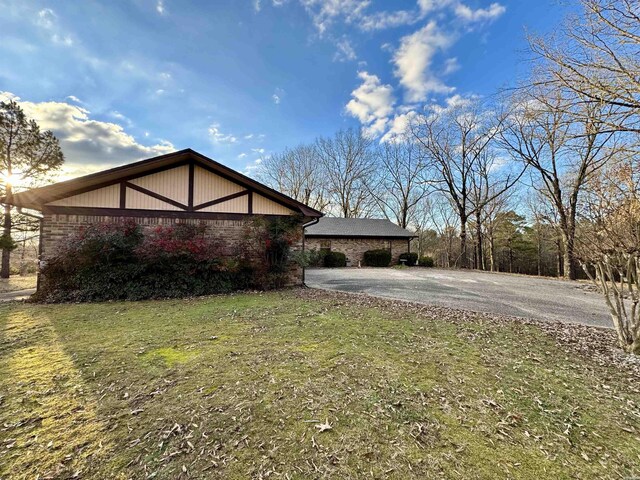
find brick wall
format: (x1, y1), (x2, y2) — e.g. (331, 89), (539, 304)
(305, 237), (410, 266)
(40, 213), (303, 286)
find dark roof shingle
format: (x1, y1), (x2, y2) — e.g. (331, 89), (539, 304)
(305, 217), (415, 238)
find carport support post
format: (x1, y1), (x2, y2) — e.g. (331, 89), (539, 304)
(302, 217), (320, 286)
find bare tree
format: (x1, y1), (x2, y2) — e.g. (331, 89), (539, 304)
(316, 128), (377, 217)
(527, 190), (564, 277)
(500, 85), (621, 279)
(578, 156), (640, 353)
(257, 144), (330, 212)
(530, 0), (640, 133)
(482, 188), (514, 272)
(469, 151), (524, 270)
(427, 193), (460, 268)
(412, 98), (517, 268)
(371, 139), (428, 228)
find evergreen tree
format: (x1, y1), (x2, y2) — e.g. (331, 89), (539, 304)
(0, 100), (64, 278)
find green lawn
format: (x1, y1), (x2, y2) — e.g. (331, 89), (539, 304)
(1, 289), (639, 479)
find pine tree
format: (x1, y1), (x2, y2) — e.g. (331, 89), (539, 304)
(0, 100), (64, 278)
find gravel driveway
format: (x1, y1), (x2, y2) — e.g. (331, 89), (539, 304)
(305, 267), (612, 328)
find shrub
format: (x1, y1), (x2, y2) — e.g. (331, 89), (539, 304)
(419, 256), (435, 267)
(35, 221), (254, 302)
(398, 252), (418, 266)
(363, 249), (391, 267)
(324, 251), (346, 268)
(292, 248), (325, 268)
(36, 215), (307, 303)
(238, 216), (303, 289)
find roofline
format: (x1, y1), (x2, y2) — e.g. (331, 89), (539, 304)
(2, 148), (323, 217)
(305, 234), (417, 239)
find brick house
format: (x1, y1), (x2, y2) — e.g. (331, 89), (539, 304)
(4, 149), (322, 288)
(304, 217), (416, 266)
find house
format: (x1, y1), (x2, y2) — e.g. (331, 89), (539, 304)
(4, 149), (323, 287)
(304, 217), (416, 265)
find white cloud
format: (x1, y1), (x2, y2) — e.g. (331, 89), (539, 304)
(272, 87), (285, 104)
(156, 0), (166, 15)
(35, 8), (74, 47)
(443, 57), (460, 75)
(358, 9), (417, 31)
(51, 34), (73, 46)
(345, 71), (395, 137)
(380, 110), (419, 143)
(109, 110), (133, 126)
(208, 124), (238, 144)
(238, 152), (247, 158)
(393, 21), (455, 102)
(455, 2), (506, 23)
(253, 0), (262, 12)
(298, 0), (370, 35)
(251, 148), (266, 154)
(333, 37), (357, 62)
(0, 91), (175, 175)
(36, 8), (56, 29)
(65, 95), (83, 104)
(244, 134), (254, 139)
(243, 157), (264, 175)
(417, 0), (455, 14)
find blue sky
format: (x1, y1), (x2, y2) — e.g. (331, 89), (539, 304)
(0, 0), (571, 180)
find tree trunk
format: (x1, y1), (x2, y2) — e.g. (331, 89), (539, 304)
(489, 234), (496, 272)
(459, 218), (468, 269)
(475, 213), (483, 270)
(1, 182), (12, 279)
(556, 238), (563, 278)
(508, 245), (513, 273)
(536, 231), (542, 276)
(560, 228), (577, 280)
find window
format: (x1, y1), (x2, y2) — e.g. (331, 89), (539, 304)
(320, 239), (331, 252)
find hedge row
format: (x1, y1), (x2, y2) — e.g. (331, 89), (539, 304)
(35, 218), (302, 303)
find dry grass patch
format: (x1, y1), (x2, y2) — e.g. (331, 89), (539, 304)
(0, 275), (37, 294)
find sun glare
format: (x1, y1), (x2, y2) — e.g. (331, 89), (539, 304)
(1, 172), (25, 187)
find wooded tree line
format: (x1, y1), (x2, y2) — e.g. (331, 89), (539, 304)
(258, 0), (639, 284)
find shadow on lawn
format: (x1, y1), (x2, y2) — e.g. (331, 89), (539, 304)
(0, 310), (115, 479)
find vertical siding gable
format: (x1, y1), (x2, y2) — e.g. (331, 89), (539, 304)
(128, 165), (189, 204)
(46, 184), (120, 208)
(193, 166), (245, 206)
(253, 193), (295, 215)
(198, 195), (249, 213)
(125, 187), (182, 211)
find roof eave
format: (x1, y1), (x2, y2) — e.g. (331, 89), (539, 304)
(3, 149), (324, 216)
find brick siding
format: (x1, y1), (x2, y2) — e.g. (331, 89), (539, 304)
(305, 237), (410, 266)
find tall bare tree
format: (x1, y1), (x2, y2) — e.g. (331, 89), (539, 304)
(371, 139), (428, 228)
(500, 86), (620, 279)
(412, 98), (517, 268)
(426, 193), (460, 268)
(316, 128), (376, 218)
(257, 144), (330, 212)
(0, 100), (64, 278)
(531, 0), (640, 133)
(480, 186), (514, 272)
(469, 151), (524, 270)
